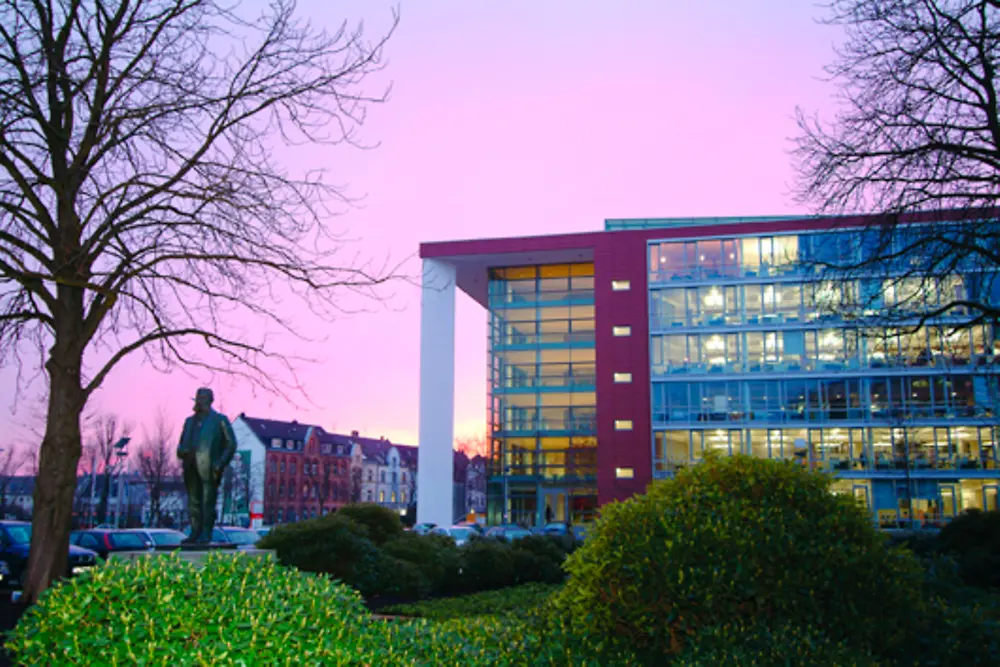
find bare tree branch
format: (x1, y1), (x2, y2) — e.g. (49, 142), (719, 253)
(0, 0), (400, 600)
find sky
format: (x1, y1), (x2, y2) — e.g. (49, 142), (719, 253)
(0, 0), (844, 452)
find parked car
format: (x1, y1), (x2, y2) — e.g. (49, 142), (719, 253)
(126, 528), (187, 550)
(454, 521), (485, 536)
(445, 525), (478, 547)
(484, 525), (532, 542)
(412, 522), (437, 536)
(70, 529), (153, 559)
(0, 521), (99, 589)
(211, 526), (262, 550)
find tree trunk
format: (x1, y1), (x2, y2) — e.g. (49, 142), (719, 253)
(23, 361), (84, 603)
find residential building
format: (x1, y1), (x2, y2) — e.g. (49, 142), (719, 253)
(356, 432), (416, 514)
(417, 212), (1000, 529)
(234, 416), (417, 524)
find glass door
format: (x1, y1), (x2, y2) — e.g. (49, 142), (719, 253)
(939, 484), (957, 522)
(542, 490), (567, 525)
(985, 485), (999, 512)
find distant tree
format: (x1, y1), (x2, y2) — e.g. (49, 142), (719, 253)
(0, 0), (398, 601)
(135, 411), (177, 528)
(89, 414), (132, 526)
(0, 448), (22, 518)
(794, 0), (1000, 329)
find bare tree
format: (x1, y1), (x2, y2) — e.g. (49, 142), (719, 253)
(135, 410), (177, 527)
(0, 448), (21, 518)
(0, 1), (398, 601)
(89, 414), (131, 526)
(794, 0), (1000, 327)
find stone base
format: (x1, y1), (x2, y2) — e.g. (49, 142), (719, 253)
(110, 548), (275, 567)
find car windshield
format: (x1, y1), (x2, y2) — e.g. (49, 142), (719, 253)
(151, 532), (183, 546)
(225, 529), (259, 545)
(110, 533), (148, 549)
(450, 528), (473, 539)
(4, 525), (30, 544)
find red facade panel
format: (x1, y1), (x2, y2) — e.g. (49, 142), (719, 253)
(594, 233), (652, 505)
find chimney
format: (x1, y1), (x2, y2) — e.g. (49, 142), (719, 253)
(351, 430), (359, 438)
(380, 435), (385, 441)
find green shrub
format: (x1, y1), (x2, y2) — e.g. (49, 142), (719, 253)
(510, 536), (566, 584)
(8, 553), (374, 665)
(371, 554), (428, 600)
(460, 538), (516, 591)
(554, 453), (926, 659)
(673, 620), (884, 667)
(257, 512), (382, 594)
(337, 503), (404, 546)
(383, 583), (559, 620)
(7, 553), (629, 666)
(935, 509), (1000, 591)
(382, 532), (461, 595)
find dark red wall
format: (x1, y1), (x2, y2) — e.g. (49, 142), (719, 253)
(594, 233), (652, 505)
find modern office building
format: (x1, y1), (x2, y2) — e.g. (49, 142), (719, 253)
(417, 212), (1000, 529)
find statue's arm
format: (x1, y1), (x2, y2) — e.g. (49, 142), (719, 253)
(176, 419), (188, 459)
(218, 417), (238, 471)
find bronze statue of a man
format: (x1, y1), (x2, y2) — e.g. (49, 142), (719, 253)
(177, 387), (237, 544)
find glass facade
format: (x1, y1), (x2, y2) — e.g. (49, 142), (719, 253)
(487, 263), (599, 527)
(649, 228), (1000, 527)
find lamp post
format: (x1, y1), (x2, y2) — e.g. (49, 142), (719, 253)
(112, 437), (130, 528)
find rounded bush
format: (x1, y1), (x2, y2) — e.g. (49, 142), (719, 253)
(8, 553), (373, 665)
(336, 503), (404, 546)
(257, 512), (381, 594)
(382, 532), (461, 595)
(460, 539), (516, 591)
(555, 454), (925, 658)
(510, 536), (567, 584)
(936, 509), (1000, 590)
(673, 620), (884, 667)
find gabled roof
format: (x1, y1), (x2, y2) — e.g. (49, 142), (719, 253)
(237, 415), (311, 444)
(237, 415), (414, 462)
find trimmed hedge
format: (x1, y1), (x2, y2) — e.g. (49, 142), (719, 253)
(261, 512), (573, 600)
(553, 453), (927, 659)
(336, 503), (405, 546)
(256, 512), (383, 595)
(7, 554), (635, 666)
(935, 509), (1000, 591)
(383, 583), (559, 620)
(8, 553), (375, 665)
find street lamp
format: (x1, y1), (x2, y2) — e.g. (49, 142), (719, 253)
(113, 437), (130, 528)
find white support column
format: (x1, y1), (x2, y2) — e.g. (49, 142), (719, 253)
(418, 259), (456, 527)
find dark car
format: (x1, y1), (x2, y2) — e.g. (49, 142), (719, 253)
(484, 525), (532, 542)
(0, 521), (99, 589)
(70, 529), (152, 559)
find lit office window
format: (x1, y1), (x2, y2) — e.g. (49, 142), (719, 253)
(614, 372), (633, 383)
(613, 325), (632, 336)
(612, 280), (631, 291)
(615, 467), (635, 479)
(614, 419), (633, 431)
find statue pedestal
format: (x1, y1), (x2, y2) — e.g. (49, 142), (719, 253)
(109, 547), (275, 567)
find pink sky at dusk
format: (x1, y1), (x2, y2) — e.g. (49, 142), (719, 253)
(0, 0), (844, 452)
